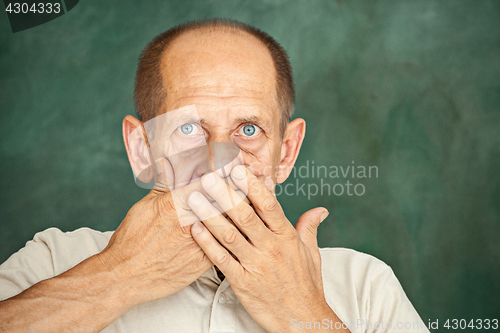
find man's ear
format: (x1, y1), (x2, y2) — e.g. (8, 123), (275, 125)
(276, 118), (306, 184)
(123, 115), (154, 183)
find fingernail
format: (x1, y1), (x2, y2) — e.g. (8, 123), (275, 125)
(232, 165), (246, 180)
(192, 222), (204, 234)
(320, 210), (329, 223)
(202, 173), (216, 188)
(189, 192), (204, 206)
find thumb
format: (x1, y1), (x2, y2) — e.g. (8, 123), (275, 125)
(295, 207), (328, 253)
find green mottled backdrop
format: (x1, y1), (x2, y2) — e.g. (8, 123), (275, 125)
(1, 0), (499, 331)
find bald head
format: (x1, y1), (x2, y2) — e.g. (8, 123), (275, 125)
(133, 19), (295, 137)
(161, 28), (276, 112)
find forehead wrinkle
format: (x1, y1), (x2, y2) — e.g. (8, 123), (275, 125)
(166, 95), (268, 112)
(184, 76), (272, 91)
(173, 95), (264, 100)
(169, 86), (268, 99)
(189, 74), (271, 82)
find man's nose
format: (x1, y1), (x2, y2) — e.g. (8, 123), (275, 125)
(208, 141), (243, 178)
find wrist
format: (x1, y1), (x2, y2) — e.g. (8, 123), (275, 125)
(281, 300), (349, 333)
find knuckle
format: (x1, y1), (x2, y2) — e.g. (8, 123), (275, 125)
(221, 228), (239, 245)
(155, 193), (177, 217)
(307, 221), (318, 234)
(266, 242), (283, 260)
(269, 245), (282, 260)
(238, 206), (256, 228)
(285, 230), (300, 242)
(215, 250), (230, 265)
(261, 194), (279, 214)
(178, 224), (193, 238)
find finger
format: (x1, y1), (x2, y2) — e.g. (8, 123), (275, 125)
(163, 178), (217, 210)
(235, 189), (249, 203)
(188, 175), (240, 203)
(155, 173), (247, 227)
(201, 173), (273, 246)
(191, 221), (244, 280)
(226, 175), (263, 204)
(295, 207), (328, 266)
(201, 173), (245, 212)
(230, 165), (293, 235)
(212, 201), (224, 214)
(154, 177), (213, 227)
(225, 176), (241, 193)
(152, 158), (239, 204)
(221, 167), (267, 197)
(188, 192), (255, 260)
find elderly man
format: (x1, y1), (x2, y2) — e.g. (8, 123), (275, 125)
(0, 19), (429, 333)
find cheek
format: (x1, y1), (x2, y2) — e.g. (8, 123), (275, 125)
(236, 138), (281, 179)
(151, 132), (206, 160)
(168, 133), (207, 155)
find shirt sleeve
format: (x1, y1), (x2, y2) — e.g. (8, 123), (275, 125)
(0, 227), (113, 301)
(320, 248), (429, 333)
(366, 265), (429, 333)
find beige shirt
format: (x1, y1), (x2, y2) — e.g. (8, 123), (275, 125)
(0, 227), (429, 333)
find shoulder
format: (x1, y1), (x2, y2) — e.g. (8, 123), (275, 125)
(319, 248), (429, 332)
(0, 227), (113, 300)
(318, 248), (392, 322)
(31, 227), (114, 274)
(319, 247), (392, 301)
(32, 227), (114, 251)
(319, 247), (389, 277)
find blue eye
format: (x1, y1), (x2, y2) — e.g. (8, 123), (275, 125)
(178, 123), (202, 136)
(241, 124), (260, 137)
(180, 123), (193, 135)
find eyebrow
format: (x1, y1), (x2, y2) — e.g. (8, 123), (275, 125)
(234, 115), (269, 128)
(198, 115), (270, 130)
(153, 114), (200, 135)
